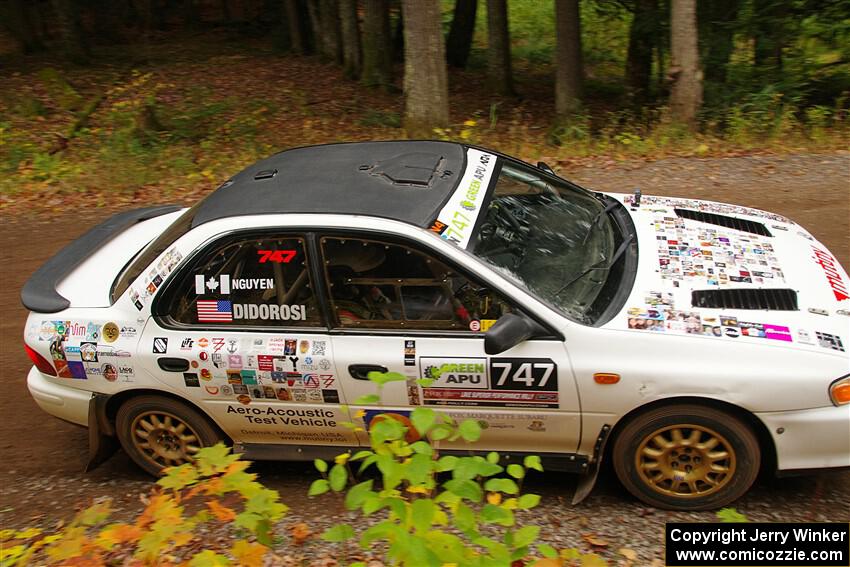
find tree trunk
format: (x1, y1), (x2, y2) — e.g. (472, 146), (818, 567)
(554, 0), (582, 116)
(51, 0), (89, 64)
(182, 0), (202, 28)
(699, 0), (739, 84)
(285, 0), (305, 53)
(625, 0), (657, 103)
(339, 0), (362, 79)
(362, 0), (394, 88)
(0, 0), (44, 54)
(321, 0), (343, 63)
(393, 5), (404, 61)
(401, 0), (449, 137)
(669, 0), (702, 129)
(91, 0), (126, 43)
(486, 0), (513, 95)
(446, 0), (477, 68)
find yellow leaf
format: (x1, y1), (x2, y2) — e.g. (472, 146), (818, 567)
(172, 531), (194, 547)
(334, 453), (350, 465)
(463, 120), (477, 127)
(486, 492), (502, 505)
(231, 539), (267, 567)
(406, 485), (429, 494)
(531, 560), (562, 567)
(96, 523), (142, 548)
(14, 527), (42, 539)
(619, 547), (637, 561)
(207, 500), (237, 522)
(0, 529), (17, 541)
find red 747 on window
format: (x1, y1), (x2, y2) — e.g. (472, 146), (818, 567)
(257, 250), (297, 263)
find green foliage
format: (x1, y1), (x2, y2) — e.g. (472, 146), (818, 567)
(307, 370), (596, 567)
(716, 507), (750, 523)
(1, 445), (287, 566)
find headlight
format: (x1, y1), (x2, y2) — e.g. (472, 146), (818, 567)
(829, 375), (850, 406)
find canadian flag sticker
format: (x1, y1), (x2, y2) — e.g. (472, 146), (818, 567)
(195, 274), (231, 295)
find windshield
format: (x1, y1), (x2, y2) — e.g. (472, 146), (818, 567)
(468, 160), (615, 324)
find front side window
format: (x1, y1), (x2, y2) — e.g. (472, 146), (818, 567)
(161, 235), (321, 327)
(321, 236), (514, 331)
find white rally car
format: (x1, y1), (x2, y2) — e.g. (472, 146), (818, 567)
(22, 141), (850, 510)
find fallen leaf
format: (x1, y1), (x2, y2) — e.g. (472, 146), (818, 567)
(581, 533), (609, 547)
(619, 547), (637, 561)
(289, 522), (312, 545)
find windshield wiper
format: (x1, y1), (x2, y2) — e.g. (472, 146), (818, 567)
(582, 200), (619, 245)
(555, 233), (635, 297)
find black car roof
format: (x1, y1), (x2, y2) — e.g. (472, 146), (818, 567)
(190, 141), (467, 228)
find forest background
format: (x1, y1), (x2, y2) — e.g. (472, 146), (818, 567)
(0, 0), (847, 213)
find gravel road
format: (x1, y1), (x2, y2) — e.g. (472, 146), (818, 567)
(1, 152), (848, 564)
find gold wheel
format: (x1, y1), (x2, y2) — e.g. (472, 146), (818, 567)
(635, 423), (736, 499)
(130, 410), (202, 469)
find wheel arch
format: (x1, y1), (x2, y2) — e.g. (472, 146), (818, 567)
(103, 388), (232, 444)
(604, 396), (777, 476)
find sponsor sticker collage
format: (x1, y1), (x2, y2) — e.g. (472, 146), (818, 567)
(622, 199), (847, 352)
(129, 247), (183, 311)
(647, 208), (785, 288)
(35, 320), (137, 382)
(623, 195), (791, 224)
(161, 335), (341, 406)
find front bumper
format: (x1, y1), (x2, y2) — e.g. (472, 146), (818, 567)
(27, 366), (92, 427)
(757, 405), (850, 471)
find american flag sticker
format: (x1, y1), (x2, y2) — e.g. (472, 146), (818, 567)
(197, 300), (233, 322)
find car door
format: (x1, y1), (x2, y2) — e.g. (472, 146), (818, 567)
(139, 230), (357, 449)
(319, 233), (581, 454)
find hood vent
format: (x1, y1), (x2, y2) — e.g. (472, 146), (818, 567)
(674, 208), (772, 237)
(691, 288), (798, 311)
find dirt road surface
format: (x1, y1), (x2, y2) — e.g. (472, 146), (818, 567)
(1, 152), (848, 563)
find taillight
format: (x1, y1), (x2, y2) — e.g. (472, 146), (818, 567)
(24, 343), (57, 376)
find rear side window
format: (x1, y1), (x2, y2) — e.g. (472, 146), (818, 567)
(159, 235), (321, 327)
(112, 205), (197, 302)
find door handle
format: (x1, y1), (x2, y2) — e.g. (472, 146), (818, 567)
(348, 364), (388, 381)
(158, 357), (190, 372)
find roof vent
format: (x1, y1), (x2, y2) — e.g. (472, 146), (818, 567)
(675, 208), (772, 237)
(691, 288), (798, 310)
(364, 152), (447, 188)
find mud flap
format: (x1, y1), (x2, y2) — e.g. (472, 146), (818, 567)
(85, 393), (118, 472)
(572, 423), (611, 505)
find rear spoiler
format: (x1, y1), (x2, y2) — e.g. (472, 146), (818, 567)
(21, 205), (181, 313)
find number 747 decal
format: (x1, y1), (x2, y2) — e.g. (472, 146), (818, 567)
(489, 358), (557, 391)
(257, 250), (297, 263)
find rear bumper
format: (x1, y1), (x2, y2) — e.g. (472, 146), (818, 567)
(757, 405), (850, 471)
(27, 366), (92, 427)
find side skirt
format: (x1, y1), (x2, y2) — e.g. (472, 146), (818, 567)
(234, 442), (590, 473)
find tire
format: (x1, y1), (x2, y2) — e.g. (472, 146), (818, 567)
(612, 404), (760, 511)
(116, 395), (224, 476)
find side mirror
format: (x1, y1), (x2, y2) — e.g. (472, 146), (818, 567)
(484, 313), (547, 355)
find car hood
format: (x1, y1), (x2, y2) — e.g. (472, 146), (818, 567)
(601, 193), (849, 356)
